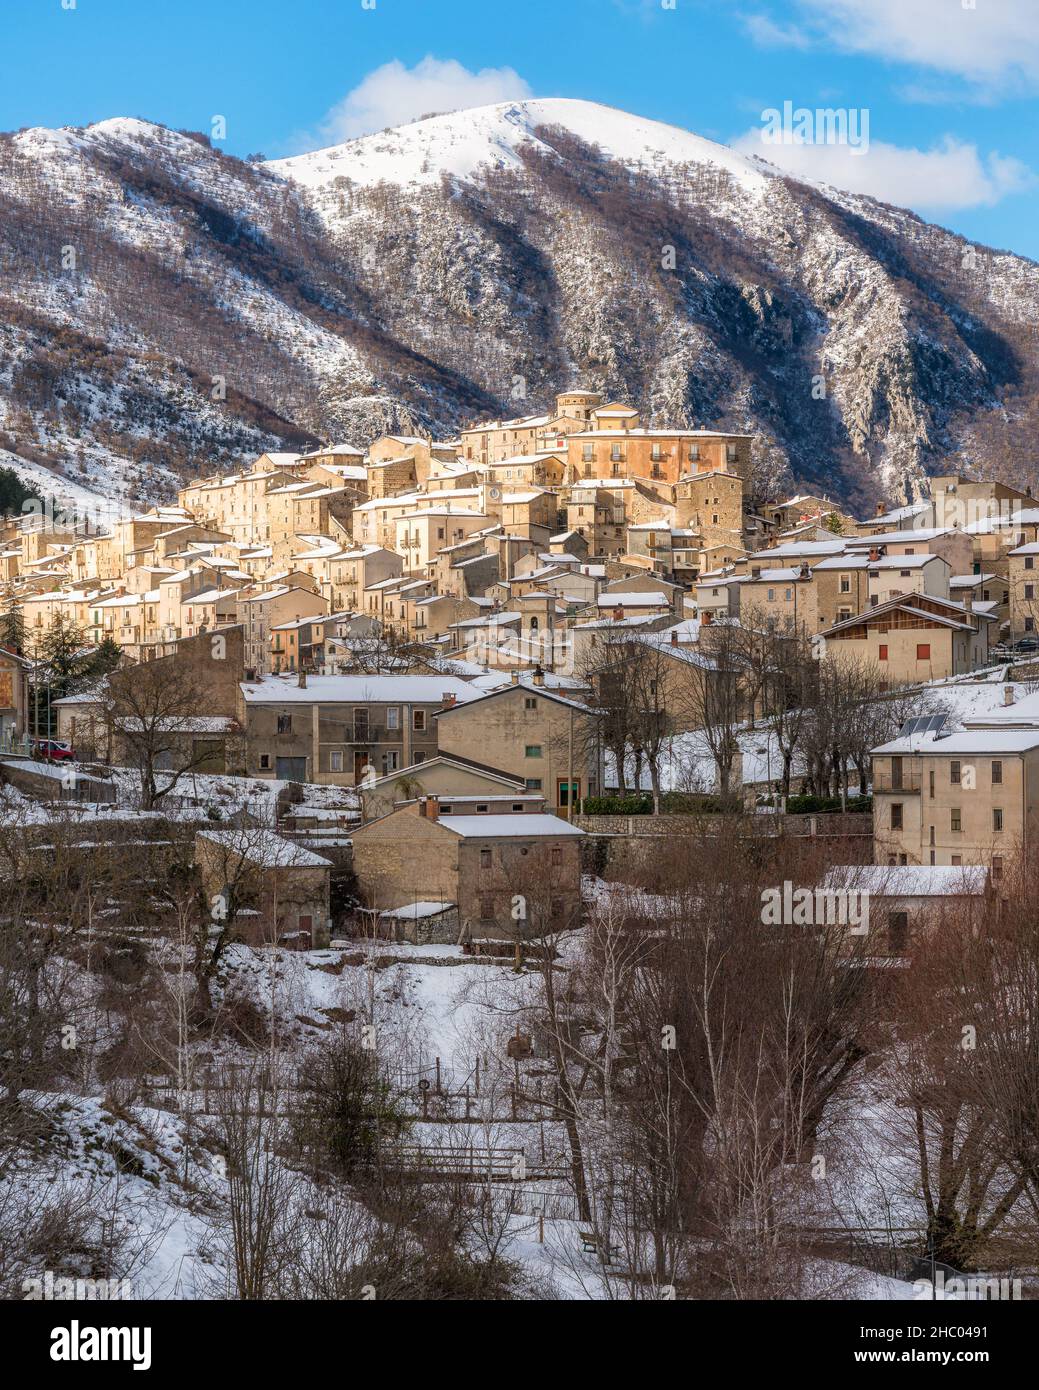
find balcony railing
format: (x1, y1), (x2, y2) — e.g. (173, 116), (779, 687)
(872, 767), (922, 794)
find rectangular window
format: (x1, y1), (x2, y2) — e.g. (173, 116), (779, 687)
(891, 803), (903, 830)
(916, 643), (931, 660)
(413, 710), (426, 732)
(386, 707), (399, 729)
(582, 444), (593, 462)
(551, 847), (562, 866)
(929, 770), (935, 799)
(277, 714), (291, 735)
(992, 760), (1002, 785)
(993, 808), (1003, 832)
(479, 896), (494, 921)
(840, 575), (851, 594)
(993, 855), (1003, 880)
(524, 697), (537, 710)
(951, 761), (961, 785)
(259, 753), (271, 770)
(887, 911), (909, 954)
(330, 751), (343, 772)
(951, 808), (961, 832)
(525, 745), (542, 758)
(879, 644), (888, 661)
(480, 848), (492, 869)
(1026, 585), (1035, 600)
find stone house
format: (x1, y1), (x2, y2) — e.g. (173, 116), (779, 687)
(820, 593), (993, 684)
(349, 797), (584, 940)
(358, 752), (529, 821)
(238, 672), (480, 784)
(195, 828), (332, 948)
(436, 680), (602, 813)
(871, 723), (1039, 873)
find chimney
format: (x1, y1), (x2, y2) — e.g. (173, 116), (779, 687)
(670, 629), (679, 645)
(422, 796), (440, 820)
(868, 547), (879, 563)
(962, 587), (973, 613)
(876, 503), (885, 517)
(1004, 685), (1015, 707)
(533, 665), (545, 687)
(799, 561), (811, 580)
(511, 670), (520, 684)
(702, 610), (712, 626)
(442, 691), (456, 708)
(297, 667), (307, 689)
(613, 607), (624, 622)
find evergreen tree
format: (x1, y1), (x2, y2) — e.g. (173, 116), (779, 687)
(0, 582), (24, 654)
(84, 636), (123, 681)
(42, 614), (90, 699)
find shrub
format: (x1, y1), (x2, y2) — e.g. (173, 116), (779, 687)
(786, 794), (872, 814)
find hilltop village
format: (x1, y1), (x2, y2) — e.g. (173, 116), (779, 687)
(1, 389), (1036, 931)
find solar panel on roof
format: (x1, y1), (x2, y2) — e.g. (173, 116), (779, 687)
(898, 713), (948, 738)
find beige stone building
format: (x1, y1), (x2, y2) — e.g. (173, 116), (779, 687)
(238, 672), (480, 784)
(738, 566), (819, 634)
(239, 584), (328, 676)
(821, 593), (992, 684)
(358, 752), (529, 821)
(566, 427), (752, 487)
(436, 680), (601, 812)
(0, 647), (31, 741)
(872, 724), (1039, 872)
(349, 797), (584, 940)
(196, 828), (332, 948)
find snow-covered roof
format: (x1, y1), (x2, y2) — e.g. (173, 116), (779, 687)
(866, 554), (946, 570)
(849, 527), (955, 546)
(438, 814), (584, 838)
(750, 540), (847, 560)
(873, 729), (1039, 755)
(378, 901), (456, 920)
(822, 865), (988, 897)
(197, 828), (332, 869)
(596, 591), (670, 607)
(239, 675), (480, 704)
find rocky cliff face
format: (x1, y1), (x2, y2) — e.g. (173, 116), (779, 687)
(1, 98), (1036, 512)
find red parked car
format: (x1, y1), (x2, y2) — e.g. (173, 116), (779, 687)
(32, 738), (76, 762)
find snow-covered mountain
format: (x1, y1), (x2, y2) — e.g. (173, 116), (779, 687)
(1, 98), (1037, 510)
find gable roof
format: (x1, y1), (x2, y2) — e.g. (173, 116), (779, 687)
(434, 679), (596, 718)
(360, 752), (525, 791)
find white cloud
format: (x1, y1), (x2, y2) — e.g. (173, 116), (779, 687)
(741, 14), (812, 50)
(763, 0), (1039, 90)
(734, 127), (1036, 211)
(313, 56), (532, 144)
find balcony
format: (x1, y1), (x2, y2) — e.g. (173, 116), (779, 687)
(872, 764), (922, 794)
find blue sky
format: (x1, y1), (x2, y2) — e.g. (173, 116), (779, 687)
(2, 0), (1037, 258)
